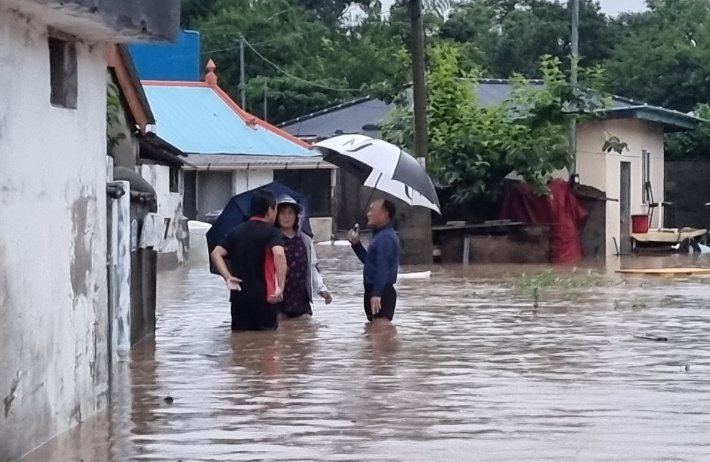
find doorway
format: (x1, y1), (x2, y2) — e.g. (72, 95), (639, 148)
(197, 171), (233, 220)
(619, 161), (632, 255)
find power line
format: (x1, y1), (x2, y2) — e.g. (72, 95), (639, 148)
(243, 39), (361, 92)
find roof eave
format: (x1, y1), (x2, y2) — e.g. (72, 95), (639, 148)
(600, 106), (703, 132)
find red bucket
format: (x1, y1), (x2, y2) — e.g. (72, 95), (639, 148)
(631, 214), (649, 234)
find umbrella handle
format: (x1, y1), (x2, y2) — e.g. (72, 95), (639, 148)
(360, 172), (383, 222)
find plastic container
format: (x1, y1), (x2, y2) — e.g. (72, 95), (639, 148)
(631, 214), (649, 234)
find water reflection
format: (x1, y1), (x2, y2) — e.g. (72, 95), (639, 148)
(16, 247), (710, 461)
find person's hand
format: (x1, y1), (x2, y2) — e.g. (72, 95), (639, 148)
(320, 291), (333, 305)
(370, 296), (382, 315)
(225, 276), (242, 291)
(347, 229), (360, 245)
(267, 288), (284, 304)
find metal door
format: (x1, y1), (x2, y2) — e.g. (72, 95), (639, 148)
(620, 161), (632, 255)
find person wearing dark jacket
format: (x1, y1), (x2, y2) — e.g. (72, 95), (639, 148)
(348, 199), (400, 322)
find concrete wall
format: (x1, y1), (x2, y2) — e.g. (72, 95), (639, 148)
(107, 181), (131, 363)
(140, 164), (185, 263)
(0, 10), (109, 462)
(233, 168), (274, 194)
(577, 118), (665, 255)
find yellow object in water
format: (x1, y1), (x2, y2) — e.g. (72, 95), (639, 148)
(616, 268), (710, 276)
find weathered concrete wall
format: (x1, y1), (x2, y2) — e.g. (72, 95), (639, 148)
(140, 164), (185, 263)
(0, 10), (109, 462)
(665, 160), (710, 229)
(129, 200), (158, 344)
(107, 181), (131, 361)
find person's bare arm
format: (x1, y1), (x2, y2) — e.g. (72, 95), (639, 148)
(271, 245), (287, 300)
(210, 245), (241, 291)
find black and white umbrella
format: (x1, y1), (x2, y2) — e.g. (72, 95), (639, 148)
(315, 134), (441, 213)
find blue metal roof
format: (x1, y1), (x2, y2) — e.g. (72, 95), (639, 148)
(143, 84), (315, 157)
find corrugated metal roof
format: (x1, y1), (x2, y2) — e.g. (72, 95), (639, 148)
(279, 80), (700, 139)
(142, 83), (315, 157)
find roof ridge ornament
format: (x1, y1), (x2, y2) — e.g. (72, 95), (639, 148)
(205, 59), (218, 86)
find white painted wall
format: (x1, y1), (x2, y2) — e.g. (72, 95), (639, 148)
(507, 118), (666, 257)
(577, 118), (665, 255)
(0, 10), (109, 462)
(232, 168), (274, 194)
(140, 164), (186, 263)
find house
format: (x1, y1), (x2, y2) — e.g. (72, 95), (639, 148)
(141, 62), (337, 242)
(107, 43), (190, 267)
(279, 81), (702, 257)
(0, 1), (179, 461)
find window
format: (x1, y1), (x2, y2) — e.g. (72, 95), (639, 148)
(642, 150), (651, 203)
(169, 167), (182, 194)
(49, 37), (77, 109)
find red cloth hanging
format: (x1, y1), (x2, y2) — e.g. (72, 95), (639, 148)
(500, 179), (589, 263)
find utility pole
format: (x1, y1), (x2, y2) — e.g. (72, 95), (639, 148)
(263, 79), (268, 122)
(409, 0), (428, 162)
(569, 0), (580, 178)
(239, 36), (246, 108)
(408, 0), (433, 265)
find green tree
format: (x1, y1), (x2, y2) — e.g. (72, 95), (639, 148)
(606, 0), (710, 113)
(440, 0), (618, 79)
(382, 44), (610, 208)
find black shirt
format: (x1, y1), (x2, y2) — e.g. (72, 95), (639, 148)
(219, 218), (284, 303)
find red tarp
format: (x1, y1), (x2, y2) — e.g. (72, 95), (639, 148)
(499, 179), (589, 263)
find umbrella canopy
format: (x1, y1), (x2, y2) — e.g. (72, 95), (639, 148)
(315, 134), (441, 213)
(206, 181), (312, 274)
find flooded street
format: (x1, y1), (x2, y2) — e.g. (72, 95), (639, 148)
(20, 247), (710, 461)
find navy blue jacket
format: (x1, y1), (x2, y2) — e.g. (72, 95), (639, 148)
(352, 225), (400, 296)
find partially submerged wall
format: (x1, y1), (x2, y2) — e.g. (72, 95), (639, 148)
(140, 164), (186, 265)
(0, 10), (109, 461)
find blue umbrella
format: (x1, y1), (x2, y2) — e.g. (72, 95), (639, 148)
(206, 181), (313, 274)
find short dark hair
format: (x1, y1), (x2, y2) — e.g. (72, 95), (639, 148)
(250, 190), (277, 218)
(381, 199), (396, 219)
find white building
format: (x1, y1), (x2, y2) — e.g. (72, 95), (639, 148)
(0, 1), (179, 460)
(142, 62), (337, 242)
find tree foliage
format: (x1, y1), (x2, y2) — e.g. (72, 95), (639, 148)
(182, 0), (710, 159)
(382, 44), (610, 204)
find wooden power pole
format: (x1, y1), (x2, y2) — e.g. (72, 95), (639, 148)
(569, 0), (580, 177)
(407, 0), (433, 265)
(409, 0), (428, 162)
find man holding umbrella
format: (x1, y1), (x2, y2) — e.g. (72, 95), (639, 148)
(348, 199), (400, 322)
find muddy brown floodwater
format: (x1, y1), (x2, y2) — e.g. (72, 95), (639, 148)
(18, 248), (710, 461)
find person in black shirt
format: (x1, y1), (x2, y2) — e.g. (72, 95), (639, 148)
(211, 190), (288, 331)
